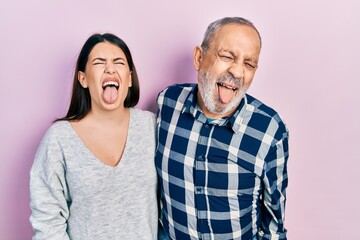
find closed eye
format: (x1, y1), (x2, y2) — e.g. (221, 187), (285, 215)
(92, 57), (106, 65)
(218, 54), (235, 62)
(217, 50), (235, 63)
(220, 55), (234, 61)
(114, 57), (126, 65)
(245, 62), (257, 69)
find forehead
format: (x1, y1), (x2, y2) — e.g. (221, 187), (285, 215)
(89, 42), (126, 59)
(210, 23), (261, 56)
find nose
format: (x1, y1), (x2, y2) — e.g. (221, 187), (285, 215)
(104, 62), (116, 74)
(227, 62), (244, 79)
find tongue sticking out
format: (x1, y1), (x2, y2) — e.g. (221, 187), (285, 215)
(103, 86), (118, 104)
(218, 84), (236, 104)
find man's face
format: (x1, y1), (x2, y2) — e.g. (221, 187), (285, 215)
(194, 23), (261, 118)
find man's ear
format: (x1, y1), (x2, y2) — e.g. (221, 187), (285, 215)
(193, 46), (203, 71)
(78, 71), (88, 88)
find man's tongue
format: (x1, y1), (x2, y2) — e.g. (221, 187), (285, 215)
(218, 84), (236, 104)
(103, 86), (118, 104)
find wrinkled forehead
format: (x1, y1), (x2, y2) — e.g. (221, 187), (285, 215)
(89, 42), (127, 60)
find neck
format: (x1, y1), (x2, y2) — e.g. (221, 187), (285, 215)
(84, 107), (130, 125)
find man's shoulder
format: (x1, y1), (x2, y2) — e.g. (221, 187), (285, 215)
(246, 94), (279, 119)
(245, 94), (288, 134)
(159, 83), (196, 98)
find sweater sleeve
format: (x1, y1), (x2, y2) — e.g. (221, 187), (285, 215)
(30, 128), (70, 240)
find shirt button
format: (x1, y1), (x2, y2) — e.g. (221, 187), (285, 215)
(197, 156), (203, 161)
(195, 186), (202, 193)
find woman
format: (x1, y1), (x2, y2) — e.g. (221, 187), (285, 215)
(30, 33), (158, 239)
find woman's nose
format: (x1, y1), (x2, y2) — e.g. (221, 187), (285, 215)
(104, 63), (116, 74)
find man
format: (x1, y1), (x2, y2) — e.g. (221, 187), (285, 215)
(156, 17), (289, 240)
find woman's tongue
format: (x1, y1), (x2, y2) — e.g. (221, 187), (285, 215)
(218, 84), (236, 104)
(103, 86), (118, 104)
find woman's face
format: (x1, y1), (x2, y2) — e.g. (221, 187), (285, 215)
(78, 41), (132, 112)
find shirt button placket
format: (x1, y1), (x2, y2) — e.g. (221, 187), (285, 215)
(195, 123), (212, 237)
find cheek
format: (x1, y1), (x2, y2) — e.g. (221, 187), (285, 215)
(121, 75), (131, 92)
(116, 68), (131, 79)
(122, 73), (131, 86)
(243, 71), (256, 85)
(114, 65), (127, 72)
(202, 59), (227, 75)
(87, 70), (103, 84)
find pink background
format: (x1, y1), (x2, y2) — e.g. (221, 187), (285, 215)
(1, 0), (359, 239)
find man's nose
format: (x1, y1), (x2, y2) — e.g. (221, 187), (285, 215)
(227, 63), (244, 79)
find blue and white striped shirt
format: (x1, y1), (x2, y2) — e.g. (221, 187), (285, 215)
(156, 84), (289, 240)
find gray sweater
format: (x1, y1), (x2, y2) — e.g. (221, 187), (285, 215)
(30, 108), (158, 240)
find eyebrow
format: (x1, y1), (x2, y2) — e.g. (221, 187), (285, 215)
(113, 57), (126, 63)
(92, 57), (106, 62)
(218, 50), (235, 56)
(92, 57), (125, 62)
(245, 57), (258, 63)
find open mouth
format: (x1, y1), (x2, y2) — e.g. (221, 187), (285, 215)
(102, 80), (119, 104)
(216, 82), (238, 92)
(102, 81), (119, 90)
(216, 81), (239, 104)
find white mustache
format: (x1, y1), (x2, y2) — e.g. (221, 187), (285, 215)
(216, 73), (242, 88)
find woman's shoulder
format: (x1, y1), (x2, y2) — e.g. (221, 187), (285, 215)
(36, 121), (74, 149)
(32, 121), (71, 171)
(130, 108), (156, 130)
(130, 108), (155, 120)
(44, 120), (71, 138)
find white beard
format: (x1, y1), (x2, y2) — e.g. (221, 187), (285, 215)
(198, 70), (248, 115)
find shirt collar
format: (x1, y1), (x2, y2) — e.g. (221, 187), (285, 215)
(182, 85), (252, 133)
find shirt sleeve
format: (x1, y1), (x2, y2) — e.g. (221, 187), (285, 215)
(258, 130), (289, 240)
(30, 131), (70, 240)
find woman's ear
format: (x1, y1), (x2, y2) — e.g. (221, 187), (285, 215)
(78, 71), (88, 88)
(128, 71), (132, 87)
(193, 46), (203, 71)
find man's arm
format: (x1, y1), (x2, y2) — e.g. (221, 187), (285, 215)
(259, 130), (289, 240)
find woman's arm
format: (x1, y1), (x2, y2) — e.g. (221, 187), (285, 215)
(30, 130), (70, 240)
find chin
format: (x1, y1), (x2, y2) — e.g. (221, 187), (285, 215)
(211, 94), (244, 115)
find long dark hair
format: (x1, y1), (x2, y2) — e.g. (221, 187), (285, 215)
(57, 33), (139, 121)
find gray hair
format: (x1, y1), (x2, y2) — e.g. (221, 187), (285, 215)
(201, 17), (262, 52)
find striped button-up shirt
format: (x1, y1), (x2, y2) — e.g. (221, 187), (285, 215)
(156, 84), (289, 240)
